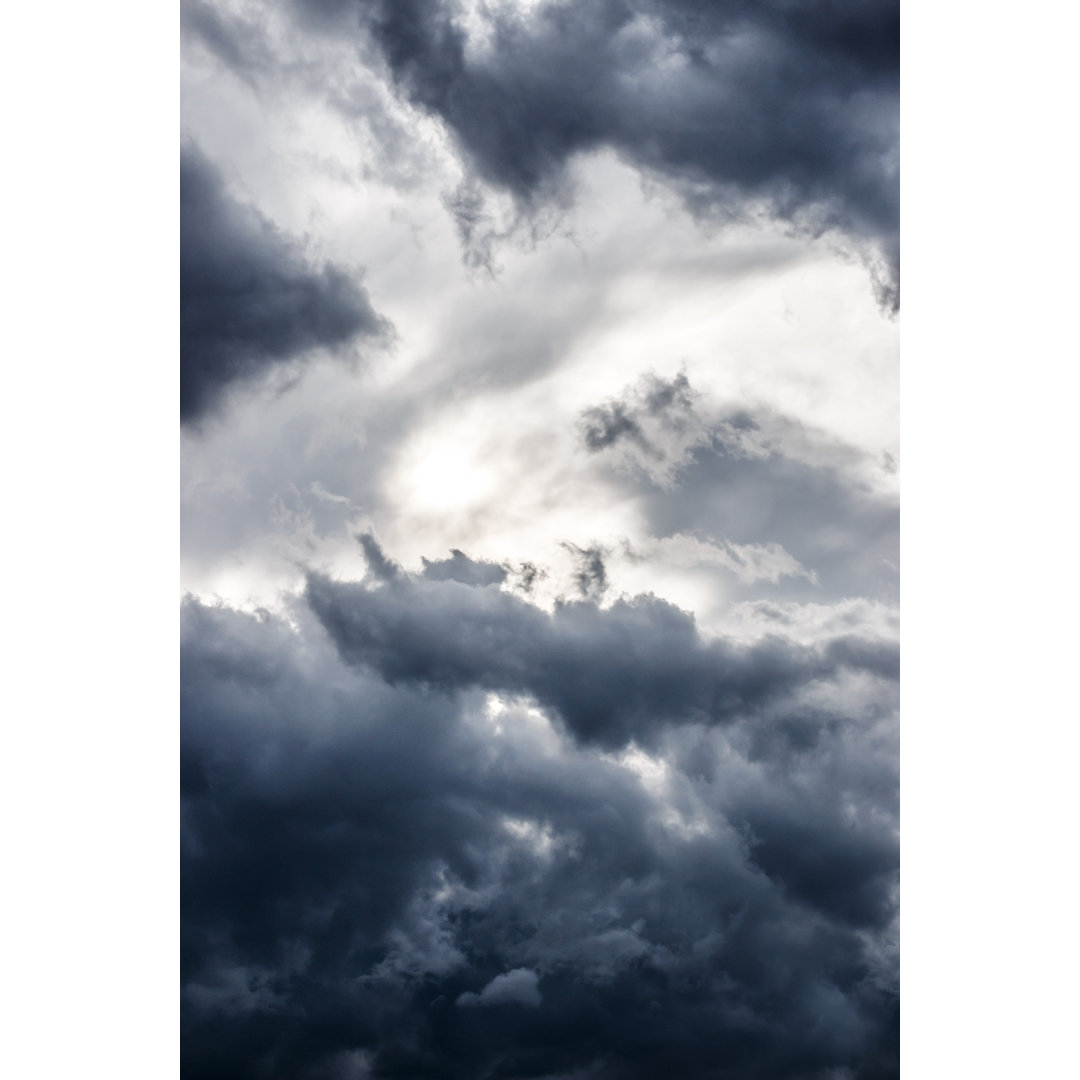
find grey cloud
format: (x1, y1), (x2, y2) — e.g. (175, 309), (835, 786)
(352, 0), (899, 308)
(514, 560), (545, 594)
(563, 542), (609, 601)
(180, 138), (388, 423)
(634, 438), (899, 604)
(188, 1), (899, 307)
(182, 590), (898, 1078)
(307, 536), (897, 750)
(181, 0), (273, 85)
(581, 371), (708, 486)
(357, 531), (403, 581)
(180, 6), (900, 1076)
(582, 401), (643, 453)
(582, 381), (899, 603)
(582, 371), (697, 452)
(421, 548), (507, 586)
(361, 535), (511, 589)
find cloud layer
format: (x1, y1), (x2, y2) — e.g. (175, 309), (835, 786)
(182, 554), (899, 1079)
(180, 5), (900, 1077)
(180, 139), (387, 422)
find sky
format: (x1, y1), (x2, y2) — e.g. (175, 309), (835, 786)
(180, 3), (900, 1078)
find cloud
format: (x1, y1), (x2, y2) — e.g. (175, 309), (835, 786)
(356, 530), (403, 581)
(182, 587), (898, 1079)
(562, 542), (609, 601)
(580, 371), (709, 487)
(307, 535), (897, 751)
(421, 548), (507, 586)
(631, 437), (899, 604)
(457, 968), (542, 1008)
(180, 138), (388, 423)
(628, 533), (816, 587)
(181, 0), (273, 86)
(183, 1), (899, 308)
(578, 383), (900, 604)
(351, 0), (899, 308)
(179, 7), (900, 1078)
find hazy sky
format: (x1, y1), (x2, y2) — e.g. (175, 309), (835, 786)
(180, 3), (899, 1077)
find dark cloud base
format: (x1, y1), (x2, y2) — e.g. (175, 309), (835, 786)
(180, 139), (387, 424)
(182, 546), (898, 1079)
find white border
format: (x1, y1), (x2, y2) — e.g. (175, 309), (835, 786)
(903, 2), (1079, 1077)
(2, 3), (177, 1077)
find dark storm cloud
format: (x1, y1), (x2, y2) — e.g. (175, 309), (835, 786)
(182, 585), (898, 1079)
(307, 535), (897, 750)
(350, 0), (899, 307)
(180, 139), (388, 423)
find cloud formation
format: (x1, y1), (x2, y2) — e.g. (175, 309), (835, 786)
(182, 0), (899, 306)
(581, 371), (710, 487)
(179, 6), (900, 1078)
(182, 569), (899, 1079)
(180, 138), (388, 422)
(306, 536), (898, 751)
(576, 373), (898, 605)
(421, 548), (508, 586)
(354, 0), (899, 306)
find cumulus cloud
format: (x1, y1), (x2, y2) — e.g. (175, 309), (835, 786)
(306, 535), (898, 750)
(180, 138), (388, 423)
(182, 581), (898, 1079)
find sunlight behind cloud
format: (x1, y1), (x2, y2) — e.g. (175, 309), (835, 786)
(397, 439), (498, 516)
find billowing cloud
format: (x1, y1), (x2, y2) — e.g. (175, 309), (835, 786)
(180, 138), (388, 423)
(180, 5), (900, 1077)
(352, 0), (899, 307)
(182, 0), (899, 306)
(182, 575), (898, 1079)
(306, 535), (897, 750)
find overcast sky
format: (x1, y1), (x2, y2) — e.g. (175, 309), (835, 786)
(180, 3), (900, 1077)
